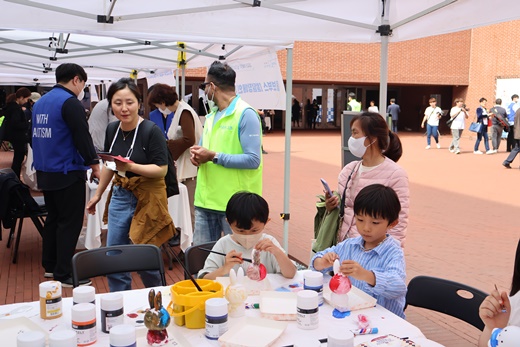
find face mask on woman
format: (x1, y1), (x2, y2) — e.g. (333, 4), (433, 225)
(159, 107), (172, 115)
(348, 136), (376, 158)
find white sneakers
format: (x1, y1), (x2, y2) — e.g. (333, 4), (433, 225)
(425, 145), (431, 149)
(474, 150), (483, 154)
(455, 149), (461, 154)
(449, 148), (455, 153)
(426, 144), (441, 149)
(436, 144), (441, 149)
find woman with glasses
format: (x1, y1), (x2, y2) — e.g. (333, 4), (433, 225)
(323, 112), (409, 248)
(86, 78), (175, 292)
(421, 97), (443, 149)
(448, 98), (470, 154)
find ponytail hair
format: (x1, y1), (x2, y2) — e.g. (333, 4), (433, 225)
(511, 238), (520, 296)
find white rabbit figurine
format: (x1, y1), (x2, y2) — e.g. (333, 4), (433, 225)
(225, 268), (247, 317)
(329, 259), (350, 312)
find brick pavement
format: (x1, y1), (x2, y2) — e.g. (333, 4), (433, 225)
(1, 130), (518, 346)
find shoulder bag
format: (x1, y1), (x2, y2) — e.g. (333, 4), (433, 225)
(446, 109), (461, 127)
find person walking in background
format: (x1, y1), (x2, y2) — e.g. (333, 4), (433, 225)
(473, 97), (491, 154)
(387, 98), (400, 133)
(421, 97), (442, 149)
(291, 98), (301, 128)
(489, 98), (509, 154)
(88, 99), (117, 152)
(24, 92), (41, 137)
(324, 112), (409, 247)
(148, 83), (203, 228)
(367, 100), (379, 113)
(32, 63), (101, 286)
(347, 92), (361, 112)
(4, 87), (31, 178)
(506, 94), (519, 152)
(86, 78), (174, 292)
(305, 99), (318, 129)
(502, 108), (520, 169)
(448, 98), (469, 154)
(190, 61), (262, 245)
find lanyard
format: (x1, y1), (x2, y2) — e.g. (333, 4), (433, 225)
(109, 118), (142, 159)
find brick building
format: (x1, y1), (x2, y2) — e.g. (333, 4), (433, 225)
(184, 19), (520, 132)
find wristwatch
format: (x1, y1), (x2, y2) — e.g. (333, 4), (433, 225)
(212, 153), (219, 164)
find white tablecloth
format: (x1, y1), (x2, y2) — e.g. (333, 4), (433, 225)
(0, 272), (445, 347)
(85, 177), (193, 252)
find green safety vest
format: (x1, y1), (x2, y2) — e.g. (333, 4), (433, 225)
(349, 99), (361, 112)
(194, 97), (263, 211)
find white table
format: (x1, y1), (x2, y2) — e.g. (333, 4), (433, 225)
(0, 272), (445, 347)
(85, 175), (193, 252)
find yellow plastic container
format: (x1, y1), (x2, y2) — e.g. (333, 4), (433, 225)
(167, 279), (223, 329)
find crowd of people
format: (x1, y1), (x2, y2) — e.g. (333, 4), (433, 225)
(1, 62), (518, 346)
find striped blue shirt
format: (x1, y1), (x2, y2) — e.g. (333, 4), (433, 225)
(310, 235), (407, 318)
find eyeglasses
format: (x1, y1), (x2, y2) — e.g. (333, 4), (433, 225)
(199, 82), (211, 90)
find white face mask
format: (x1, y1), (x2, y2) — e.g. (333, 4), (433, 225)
(205, 87), (218, 113)
(348, 136), (375, 158)
(159, 107), (172, 115)
(232, 233), (263, 249)
(77, 88), (85, 101)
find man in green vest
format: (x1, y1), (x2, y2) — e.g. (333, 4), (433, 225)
(348, 92), (361, 112)
(190, 61), (263, 245)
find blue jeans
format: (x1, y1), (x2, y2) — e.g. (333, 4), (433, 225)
(392, 119), (398, 133)
(474, 130), (489, 151)
(107, 185), (162, 292)
(426, 124), (439, 145)
(193, 207), (232, 245)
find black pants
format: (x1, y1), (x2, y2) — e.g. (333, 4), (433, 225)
(42, 179), (86, 281)
(504, 139), (520, 165)
(11, 140), (27, 178)
(507, 125), (515, 151)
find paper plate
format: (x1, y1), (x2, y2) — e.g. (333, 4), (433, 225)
(0, 316), (49, 346)
(135, 325), (193, 347)
(218, 317), (288, 347)
(259, 291), (297, 321)
(323, 285), (377, 311)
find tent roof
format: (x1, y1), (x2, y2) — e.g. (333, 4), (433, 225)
(1, 0), (520, 44)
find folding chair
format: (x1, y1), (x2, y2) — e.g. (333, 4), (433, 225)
(183, 241), (217, 280)
(405, 275), (488, 330)
(71, 244), (166, 288)
(0, 168), (46, 263)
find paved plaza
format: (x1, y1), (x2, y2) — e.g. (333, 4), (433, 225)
(1, 129), (518, 346)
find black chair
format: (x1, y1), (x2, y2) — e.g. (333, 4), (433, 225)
(405, 275), (488, 331)
(0, 168), (46, 263)
(71, 244), (166, 288)
(183, 241), (217, 280)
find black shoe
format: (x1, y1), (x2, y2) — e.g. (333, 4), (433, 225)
(59, 277), (92, 288)
(262, 150), (268, 154)
(503, 162), (512, 169)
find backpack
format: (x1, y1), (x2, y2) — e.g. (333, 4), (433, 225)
(107, 120), (179, 197)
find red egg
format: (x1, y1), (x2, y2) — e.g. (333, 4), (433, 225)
(258, 263), (267, 281)
(329, 273), (352, 294)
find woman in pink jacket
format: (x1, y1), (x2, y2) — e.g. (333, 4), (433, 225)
(325, 112), (409, 247)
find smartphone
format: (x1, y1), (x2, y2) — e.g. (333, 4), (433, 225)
(320, 178), (332, 196)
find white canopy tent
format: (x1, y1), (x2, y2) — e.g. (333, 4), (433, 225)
(2, 0), (520, 252)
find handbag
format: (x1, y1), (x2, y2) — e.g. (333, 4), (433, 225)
(312, 167), (355, 253)
(469, 122), (481, 133)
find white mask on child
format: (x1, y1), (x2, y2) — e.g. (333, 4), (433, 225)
(232, 233), (263, 249)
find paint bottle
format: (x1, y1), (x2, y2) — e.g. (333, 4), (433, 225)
(49, 330), (78, 347)
(328, 329), (354, 347)
(71, 303), (97, 346)
(39, 280), (62, 319)
(205, 298), (229, 340)
(109, 324), (137, 347)
(73, 286), (96, 305)
(296, 290), (319, 330)
(100, 293), (124, 333)
(17, 331), (46, 347)
(303, 271), (324, 306)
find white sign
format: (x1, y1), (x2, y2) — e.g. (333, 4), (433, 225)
(227, 50), (286, 110)
(496, 78), (520, 106)
(146, 69), (176, 87)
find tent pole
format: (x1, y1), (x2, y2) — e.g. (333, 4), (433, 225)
(175, 69), (180, 92)
(282, 47), (293, 253)
(181, 65), (186, 99)
(379, 0), (391, 124)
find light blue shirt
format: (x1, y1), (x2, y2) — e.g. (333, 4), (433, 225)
(200, 96), (261, 169)
(310, 235), (407, 318)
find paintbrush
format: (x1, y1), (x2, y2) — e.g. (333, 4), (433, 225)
(495, 284), (507, 313)
(199, 247), (253, 263)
